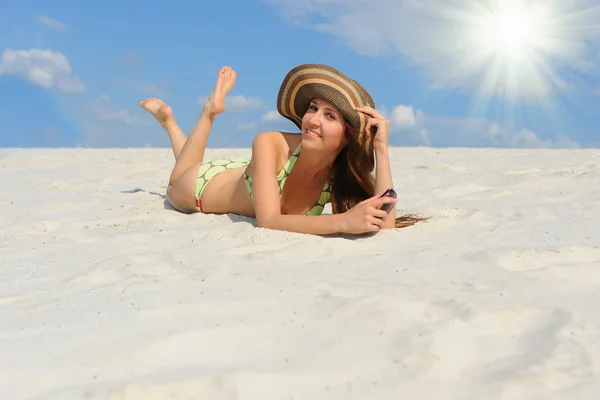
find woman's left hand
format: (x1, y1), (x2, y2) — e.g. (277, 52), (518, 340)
(355, 106), (390, 149)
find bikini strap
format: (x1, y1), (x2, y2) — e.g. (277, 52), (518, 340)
(292, 142), (302, 156)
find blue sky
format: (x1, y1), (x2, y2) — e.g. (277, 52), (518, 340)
(1, 0), (599, 149)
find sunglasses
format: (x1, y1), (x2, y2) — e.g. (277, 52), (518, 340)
(379, 188), (397, 213)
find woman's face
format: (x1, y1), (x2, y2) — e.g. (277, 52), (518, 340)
(301, 98), (347, 151)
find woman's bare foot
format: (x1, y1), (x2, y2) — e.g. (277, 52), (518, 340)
(204, 66), (237, 117)
(138, 98), (173, 126)
(139, 97), (186, 159)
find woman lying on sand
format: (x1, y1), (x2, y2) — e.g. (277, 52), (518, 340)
(139, 64), (428, 235)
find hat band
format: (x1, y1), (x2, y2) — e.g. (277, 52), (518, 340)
(289, 78), (366, 129)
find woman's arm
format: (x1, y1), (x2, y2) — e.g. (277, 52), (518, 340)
(373, 144), (397, 228)
(250, 131), (347, 235)
(356, 106), (397, 229)
(249, 131), (395, 235)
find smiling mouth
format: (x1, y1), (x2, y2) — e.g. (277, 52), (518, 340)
(305, 129), (322, 138)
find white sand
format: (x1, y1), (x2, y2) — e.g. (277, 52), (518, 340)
(1, 146), (600, 400)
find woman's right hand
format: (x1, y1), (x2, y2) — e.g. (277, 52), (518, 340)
(340, 195), (398, 234)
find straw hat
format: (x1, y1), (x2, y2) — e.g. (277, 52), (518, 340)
(277, 64), (375, 138)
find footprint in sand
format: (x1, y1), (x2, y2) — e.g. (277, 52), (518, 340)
(413, 164), (468, 172)
(226, 240), (342, 263)
(418, 207), (492, 233)
(482, 246), (600, 285)
(66, 252), (183, 290)
(541, 164), (597, 179)
(435, 182), (491, 198)
(110, 376), (241, 400)
(227, 242), (295, 258)
(66, 258), (127, 288)
(398, 307), (592, 390)
(125, 253), (201, 281)
(433, 207), (488, 220)
(493, 246), (600, 271)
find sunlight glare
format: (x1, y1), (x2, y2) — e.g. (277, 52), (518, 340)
(493, 10), (533, 52)
(477, 1), (551, 62)
(398, 0), (600, 105)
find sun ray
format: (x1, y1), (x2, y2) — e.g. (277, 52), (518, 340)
(398, 0), (600, 113)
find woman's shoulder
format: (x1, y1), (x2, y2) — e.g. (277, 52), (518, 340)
(252, 130), (302, 158)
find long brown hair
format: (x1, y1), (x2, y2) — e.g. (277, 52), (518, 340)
(329, 123), (429, 229)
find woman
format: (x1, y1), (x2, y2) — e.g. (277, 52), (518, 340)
(139, 64), (428, 235)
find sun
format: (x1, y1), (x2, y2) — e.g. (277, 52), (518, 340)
(475, 0), (552, 63)
(398, 0), (600, 106)
(453, 0), (565, 104)
(489, 7), (536, 54)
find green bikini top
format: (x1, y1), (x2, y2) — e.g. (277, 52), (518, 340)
(243, 143), (331, 216)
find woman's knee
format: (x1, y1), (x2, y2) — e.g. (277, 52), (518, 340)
(166, 165), (200, 213)
(166, 185), (193, 213)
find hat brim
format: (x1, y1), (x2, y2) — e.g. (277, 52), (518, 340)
(277, 64), (374, 136)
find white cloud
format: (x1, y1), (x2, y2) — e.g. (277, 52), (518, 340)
(484, 124), (567, 149)
(56, 77), (84, 93)
(390, 105), (417, 129)
(261, 110), (280, 122)
(197, 94), (264, 112)
(418, 128), (431, 146)
(509, 129), (552, 148)
(261, 110), (286, 123)
(0, 49), (84, 94)
(95, 108), (150, 126)
(37, 15), (67, 31)
(386, 104), (579, 149)
(119, 80), (169, 96)
(90, 95), (151, 127)
(265, 0), (600, 101)
(505, 129), (580, 149)
(229, 95), (264, 111)
(263, 0), (317, 25)
(236, 122), (259, 131)
(78, 96), (164, 148)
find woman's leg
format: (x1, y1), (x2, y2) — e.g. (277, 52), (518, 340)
(139, 98), (186, 159)
(141, 66), (237, 212)
(168, 66), (236, 186)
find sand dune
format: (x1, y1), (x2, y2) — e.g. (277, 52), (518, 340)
(1, 146), (600, 399)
